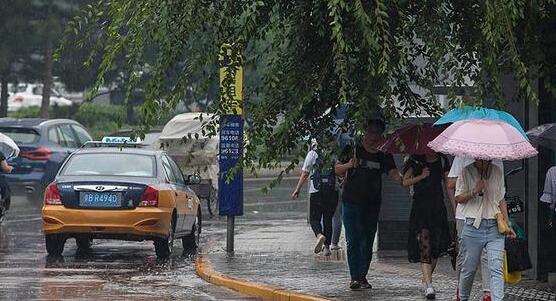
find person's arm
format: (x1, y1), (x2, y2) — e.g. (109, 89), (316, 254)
(292, 150), (315, 199)
(541, 168), (554, 205)
(388, 168), (403, 185)
(402, 167), (429, 187)
(291, 171), (309, 200)
(1, 160), (13, 173)
(335, 159), (353, 176)
(383, 153), (402, 185)
(499, 199), (516, 239)
(446, 175), (457, 217)
(455, 179), (485, 204)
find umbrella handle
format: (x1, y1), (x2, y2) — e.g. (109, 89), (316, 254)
(478, 161), (492, 197)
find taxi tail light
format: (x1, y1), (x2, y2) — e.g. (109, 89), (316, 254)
(139, 185), (158, 207)
(44, 183), (62, 205)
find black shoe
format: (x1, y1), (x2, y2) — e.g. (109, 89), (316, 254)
(360, 278), (372, 290)
(349, 280), (362, 290)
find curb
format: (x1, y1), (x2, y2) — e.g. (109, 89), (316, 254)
(195, 255), (331, 301)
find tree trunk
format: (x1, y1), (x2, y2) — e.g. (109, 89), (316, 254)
(40, 34), (53, 119)
(0, 71), (9, 117)
(126, 98), (135, 124)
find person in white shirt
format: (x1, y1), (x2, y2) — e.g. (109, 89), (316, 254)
(447, 157), (503, 301)
(455, 160), (515, 301)
(541, 166), (556, 238)
(292, 140), (339, 256)
(540, 166), (556, 215)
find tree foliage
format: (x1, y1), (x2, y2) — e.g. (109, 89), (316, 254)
(0, 1), (98, 117)
(62, 0), (556, 174)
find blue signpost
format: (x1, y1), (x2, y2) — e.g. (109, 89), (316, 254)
(218, 43), (244, 253)
(218, 115), (243, 216)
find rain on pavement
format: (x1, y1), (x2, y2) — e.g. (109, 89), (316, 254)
(0, 177), (301, 301)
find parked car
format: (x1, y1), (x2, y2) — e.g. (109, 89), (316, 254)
(0, 118), (93, 202)
(8, 83), (73, 112)
(42, 141), (202, 258)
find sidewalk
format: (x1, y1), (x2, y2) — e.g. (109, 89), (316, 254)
(203, 219), (556, 301)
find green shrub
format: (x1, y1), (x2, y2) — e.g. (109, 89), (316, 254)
(73, 103), (126, 128)
(50, 104), (79, 119)
(9, 106), (41, 118)
(9, 104), (79, 119)
(88, 121), (129, 140)
(134, 105), (176, 125)
(8, 103), (172, 139)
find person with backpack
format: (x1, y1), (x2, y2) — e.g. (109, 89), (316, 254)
(292, 139), (339, 256)
(335, 115), (403, 290)
(402, 153), (452, 299)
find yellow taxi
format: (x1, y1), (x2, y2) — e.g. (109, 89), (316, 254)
(42, 138), (202, 258)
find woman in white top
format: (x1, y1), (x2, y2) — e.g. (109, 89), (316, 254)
(455, 160), (515, 301)
(447, 157), (503, 301)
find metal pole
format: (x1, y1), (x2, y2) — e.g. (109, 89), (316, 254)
(226, 216), (235, 253)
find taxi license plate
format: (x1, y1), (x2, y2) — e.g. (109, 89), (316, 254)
(79, 192), (122, 208)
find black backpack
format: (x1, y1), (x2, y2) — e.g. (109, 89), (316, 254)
(311, 155), (336, 193)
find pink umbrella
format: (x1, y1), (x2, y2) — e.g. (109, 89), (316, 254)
(428, 119), (538, 161)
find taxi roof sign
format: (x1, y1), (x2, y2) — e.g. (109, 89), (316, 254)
(101, 137), (140, 144)
(82, 137), (144, 149)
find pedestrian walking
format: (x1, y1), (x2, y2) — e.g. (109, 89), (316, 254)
(330, 173), (347, 251)
(429, 110), (536, 301)
(331, 182), (343, 250)
(541, 165), (556, 234)
(0, 150), (13, 221)
(402, 153), (452, 299)
(447, 157), (504, 301)
(292, 139), (339, 256)
(335, 115), (402, 290)
(455, 160), (516, 301)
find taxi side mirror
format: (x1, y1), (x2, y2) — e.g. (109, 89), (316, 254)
(187, 174), (202, 185)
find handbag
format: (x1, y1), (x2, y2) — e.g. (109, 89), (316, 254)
(505, 222), (533, 273)
(503, 251), (522, 284)
(496, 213), (511, 235)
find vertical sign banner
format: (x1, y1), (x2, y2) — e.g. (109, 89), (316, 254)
(218, 115), (243, 216)
(218, 43), (244, 216)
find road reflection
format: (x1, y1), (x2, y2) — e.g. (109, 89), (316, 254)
(0, 197), (240, 300)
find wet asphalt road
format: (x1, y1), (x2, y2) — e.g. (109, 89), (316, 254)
(0, 177), (302, 301)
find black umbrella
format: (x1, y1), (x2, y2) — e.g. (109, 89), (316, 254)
(526, 123), (556, 150)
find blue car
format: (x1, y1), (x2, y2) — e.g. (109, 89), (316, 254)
(0, 118), (92, 203)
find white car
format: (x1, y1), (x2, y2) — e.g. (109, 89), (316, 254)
(8, 83), (73, 112)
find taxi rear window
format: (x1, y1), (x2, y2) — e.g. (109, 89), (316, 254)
(61, 153), (156, 177)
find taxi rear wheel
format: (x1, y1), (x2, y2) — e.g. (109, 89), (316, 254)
(45, 234), (66, 256)
(183, 209), (201, 252)
(154, 215), (175, 259)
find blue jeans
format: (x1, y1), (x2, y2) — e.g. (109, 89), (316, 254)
(459, 218), (505, 301)
(343, 201), (380, 281)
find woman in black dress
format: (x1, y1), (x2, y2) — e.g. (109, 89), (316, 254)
(402, 152), (452, 299)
